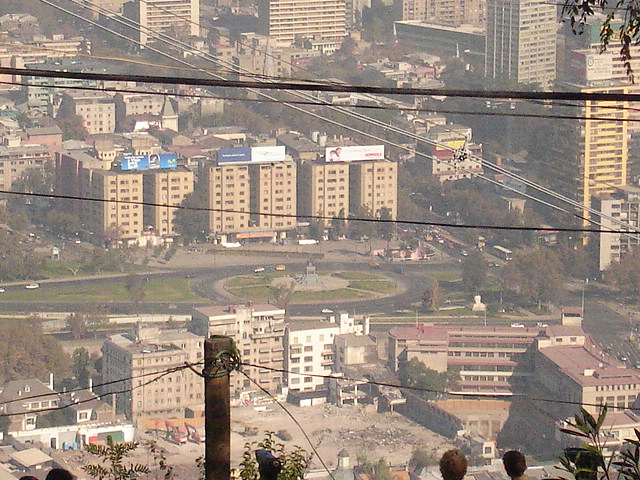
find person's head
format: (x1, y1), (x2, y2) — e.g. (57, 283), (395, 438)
(503, 451), (527, 479)
(45, 469), (75, 480)
(439, 449), (467, 480)
(19, 476), (39, 480)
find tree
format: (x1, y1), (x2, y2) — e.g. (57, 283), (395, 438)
(173, 191), (209, 243)
(73, 347), (90, 387)
(0, 229), (44, 281)
(57, 114), (89, 141)
(398, 358), (458, 400)
(503, 248), (564, 308)
(125, 274), (147, 304)
(0, 317), (70, 383)
(409, 447), (437, 469)
(348, 206), (376, 240)
(606, 247), (640, 297)
(371, 459), (392, 480)
(330, 208), (347, 240)
(422, 279), (443, 312)
(462, 252), (487, 292)
(67, 313), (87, 339)
(272, 278), (296, 310)
(377, 207), (394, 243)
(308, 218), (324, 241)
(83, 247), (130, 274)
(83, 437), (150, 480)
(44, 210), (82, 238)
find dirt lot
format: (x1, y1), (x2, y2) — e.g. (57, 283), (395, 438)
(108, 403), (452, 479)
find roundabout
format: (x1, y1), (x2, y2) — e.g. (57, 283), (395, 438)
(221, 263), (399, 304)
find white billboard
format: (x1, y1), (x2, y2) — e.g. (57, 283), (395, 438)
(584, 53), (614, 82)
(250, 146), (286, 163)
(325, 145), (385, 162)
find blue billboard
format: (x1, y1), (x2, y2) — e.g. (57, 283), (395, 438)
(121, 153), (178, 171)
(217, 147), (251, 164)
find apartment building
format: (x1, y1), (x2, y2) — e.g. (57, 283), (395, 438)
(58, 91), (116, 135)
(190, 305), (285, 396)
(417, 125), (483, 183)
(298, 161), (350, 226)
(388, 325), (540, 395)
(0, 142), (50, 190)
(592, 186), (640, 270)
(349, 160), (397, 218)
(123, 0), (200, 46)
(284, 312), (369, 394)
(485, 0), (556, 87)
(101, 324), (204, 420)
(142, 167), (194, 237)
(81, 169), (143, 242)
(115, 91), (166, 122)
(249, 160), (297, 233)
(259, 0), (346, 52)
(203, 162), (251, 234)
(54, 151), (110, 216)
(399, 0), (484, 26)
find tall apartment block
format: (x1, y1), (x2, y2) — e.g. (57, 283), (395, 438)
(101, 324), (204, 420)
(190, 305), (286, 396)
(58, 91), (116, 135)
(298, 161), (350, 226)
(258, 0), (346, 51)
(81, 169), (144, 241)
(349, 160), (398, 218)
(485, 0), (556, 87)
(143, 167), (194, 237)
(123, 0), (200, 46)
(203, 157), (297, 239)
(592, 186), (640, 270)
(0, 139), (50, 190)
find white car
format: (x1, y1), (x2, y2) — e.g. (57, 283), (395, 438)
(25, 283), (40, 290)
(510, 323), (525, 328)
(322, 308), (333, 314)
(0, 288), (5, 293)
(254, 267), (266, 273)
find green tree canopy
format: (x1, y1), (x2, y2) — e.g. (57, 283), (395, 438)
(422, 279), (443, 312)
(503, 247), (564, 308)
(173, 191), (208, 243)
(398, 358), (458, 401)
(462, 251), (487, 293)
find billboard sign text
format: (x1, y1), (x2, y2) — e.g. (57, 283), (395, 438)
(325, 145), (385, 162)
(121, 153), (178, 171)
(217, 147), (251, 163)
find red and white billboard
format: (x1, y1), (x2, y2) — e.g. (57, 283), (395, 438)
(325, 145), (385, 162)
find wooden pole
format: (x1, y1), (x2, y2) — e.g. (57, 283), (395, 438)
(205, 335), (233, 480)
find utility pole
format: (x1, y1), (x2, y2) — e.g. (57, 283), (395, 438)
(204, 335), (234, 480)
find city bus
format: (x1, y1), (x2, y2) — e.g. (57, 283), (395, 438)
(493, 245), (513, 261)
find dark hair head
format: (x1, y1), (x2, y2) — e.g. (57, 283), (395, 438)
(19, 476), (39, 480)
(503, 451), (527, 478)
(45, 469), (75, 480)
(439, 449), (467, 480)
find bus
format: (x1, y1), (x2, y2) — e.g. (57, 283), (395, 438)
(493, 245), (513, 261)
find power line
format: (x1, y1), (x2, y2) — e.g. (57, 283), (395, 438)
(0, 361), (201, 407)
(238, 370), (336, 480)
(44, 0), (638, 236)
(241, 362), (639, 414)
(6, 78), (640, 124)
(1, 188), (637, 235)
(7, 64), (640, 102)
(0, 361), (203, 418)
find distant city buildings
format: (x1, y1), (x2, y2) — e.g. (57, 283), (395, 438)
(398, 0), (485, 27)
(101, 324), (204, 420)
(190, 304), (286, 397)
(57, 91), (116, 135)
(123, 0), (200, 46)
(485, 0), (556, 87)
(258, 0), (346, 53)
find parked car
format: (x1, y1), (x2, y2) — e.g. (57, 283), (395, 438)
(510, 323), (525, 328)
(25, 283), (40, 290)
(275, 265), (286, 271)
(0, 288), (5, 293)
(321, 308), (333, 314)
(254, 267), (266, 273)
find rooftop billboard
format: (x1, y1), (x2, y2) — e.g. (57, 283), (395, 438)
(217, 147), (251, 163)
(325, 145), (385, 162)
(216, 146), (286, 164)
(121, 153), (178, 171)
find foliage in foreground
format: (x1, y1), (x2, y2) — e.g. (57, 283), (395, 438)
(83, 437), (149, 480)
(559, 406), (640, 480)
(239, 431), (311, 480)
